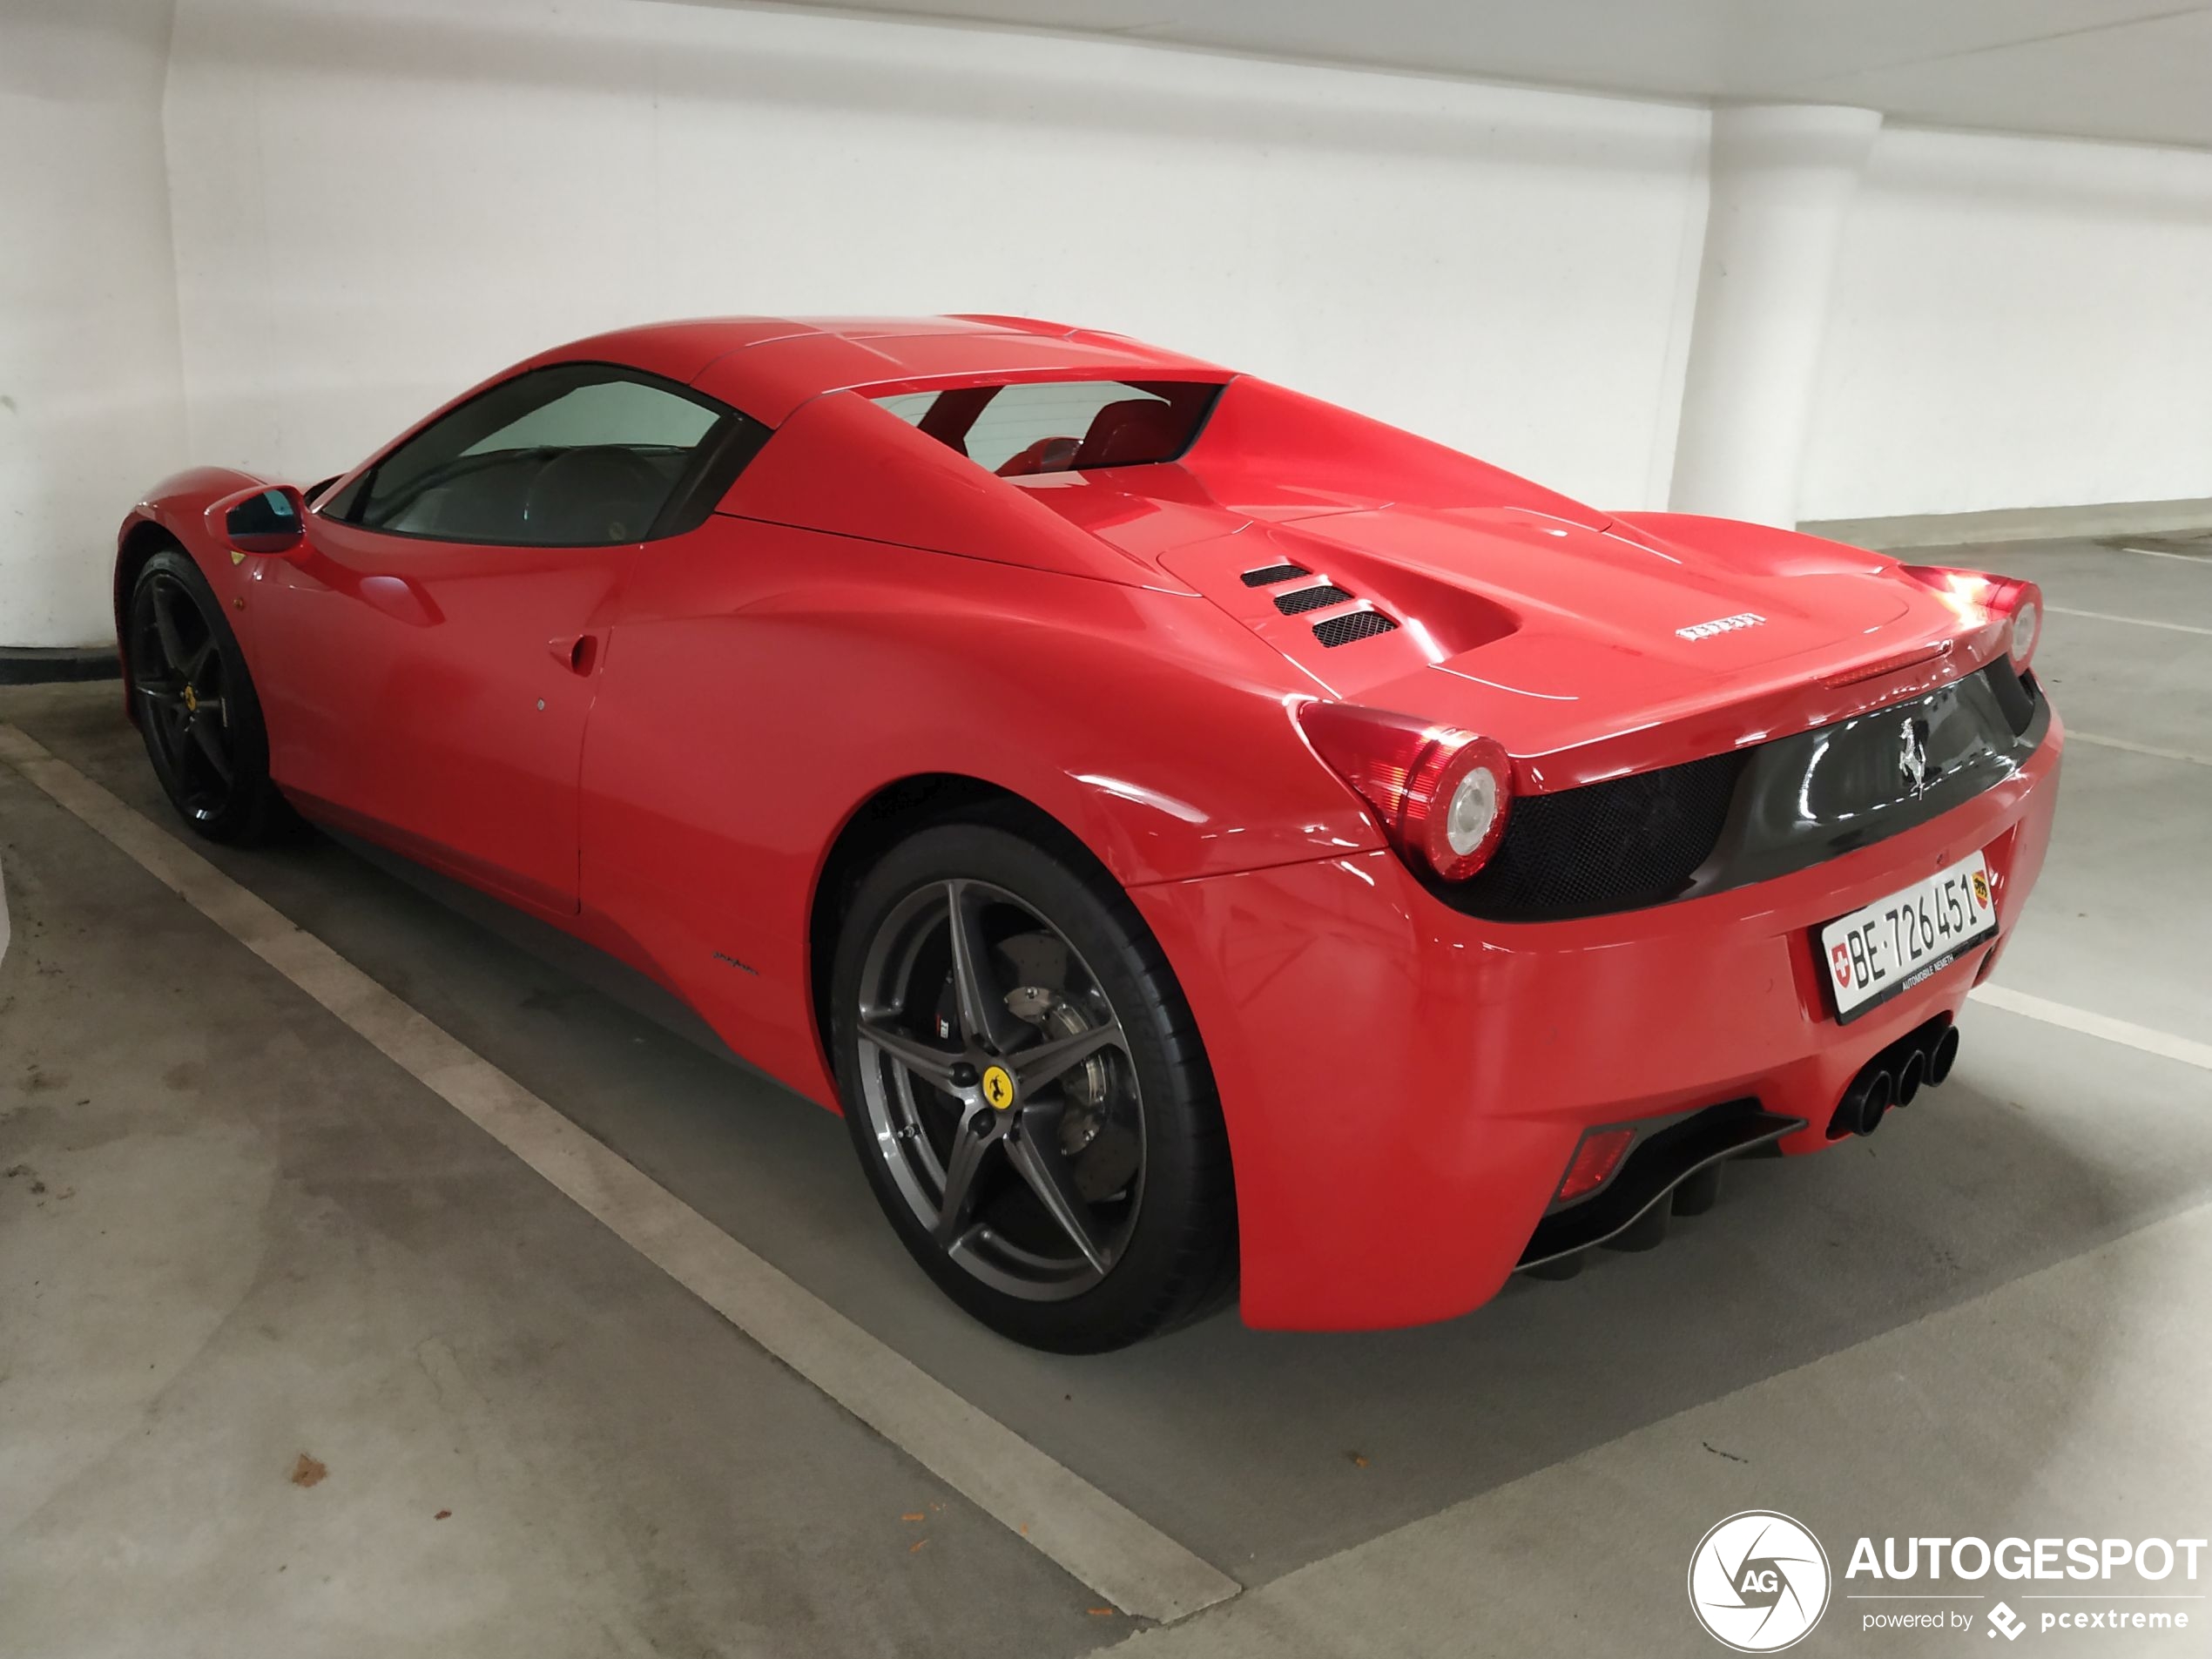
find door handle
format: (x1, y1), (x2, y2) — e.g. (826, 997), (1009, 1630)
(550, 631), (601, 676)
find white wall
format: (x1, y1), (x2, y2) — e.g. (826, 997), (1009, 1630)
(160, 0), (1708, 516)
(1800, 125), (2212, 521)
(0, 0), (187, 649)
(8, 0), (2212, 647)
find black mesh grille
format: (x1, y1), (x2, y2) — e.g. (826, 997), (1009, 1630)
(1312, 610), (1400, 647)
(1275, 583), (1352, 616)
(1240, 563), (1309, 587)
(1450, 750), (1747, 921)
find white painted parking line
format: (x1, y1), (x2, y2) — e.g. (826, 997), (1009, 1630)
(2067, 731), (2212, 769)
(2119, 544), (2212, 564)
(2047, 604), (2212, 637)
(0, 723), (1241, 1626)
(1970, 984), (2212, 1073)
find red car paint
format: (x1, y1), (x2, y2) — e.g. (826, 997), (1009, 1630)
(115, 315), (2061, 1331)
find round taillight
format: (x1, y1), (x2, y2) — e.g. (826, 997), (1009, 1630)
(1426, 744), (1510, 881)
(1296, 703), (1516, 884)
(2009, 597), (2039, 667)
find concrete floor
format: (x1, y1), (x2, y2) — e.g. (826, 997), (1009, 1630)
(2, 535), (2208, 1656)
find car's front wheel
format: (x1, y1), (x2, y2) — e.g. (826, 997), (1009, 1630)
(831, 822), (1236, 1352)
(125, 547), (289, 844)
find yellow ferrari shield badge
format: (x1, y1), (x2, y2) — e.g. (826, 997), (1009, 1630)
(981, 1065), (1015, 1111)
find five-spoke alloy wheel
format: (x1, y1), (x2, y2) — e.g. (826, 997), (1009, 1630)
(833, 823), (1235, 1351)
(127, 548), (287, 843)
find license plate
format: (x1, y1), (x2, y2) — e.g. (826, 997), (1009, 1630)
(1819, 851), (1999, 1022)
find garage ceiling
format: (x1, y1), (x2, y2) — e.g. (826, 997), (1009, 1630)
(740, 0), (2212, 149)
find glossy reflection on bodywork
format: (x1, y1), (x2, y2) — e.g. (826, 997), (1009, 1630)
(111, 314), (2064, 1332)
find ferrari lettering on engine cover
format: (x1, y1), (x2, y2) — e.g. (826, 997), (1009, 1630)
(1676, 611), (1767, 641)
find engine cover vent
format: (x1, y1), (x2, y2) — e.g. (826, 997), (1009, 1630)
(1275, 583), (1353, 616)
(1312, 610), (1400, 647)
(1239, 563), (1310, 587)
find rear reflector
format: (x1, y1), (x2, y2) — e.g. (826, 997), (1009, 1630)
(1555, 1128), (1635, 1203)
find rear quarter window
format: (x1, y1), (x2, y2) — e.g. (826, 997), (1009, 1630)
(874, 379), (1220, 477)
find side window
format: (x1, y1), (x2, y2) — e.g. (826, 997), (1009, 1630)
(339, 365), (763, 546)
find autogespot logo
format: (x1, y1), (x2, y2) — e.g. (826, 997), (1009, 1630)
(1689, 1511), (1833, 1652)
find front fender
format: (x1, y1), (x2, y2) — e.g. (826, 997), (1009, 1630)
(112, 468), (273, 721)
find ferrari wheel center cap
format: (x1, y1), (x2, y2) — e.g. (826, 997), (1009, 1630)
(981, 1064), (1016, 1112)
(182, 684), (199, 713)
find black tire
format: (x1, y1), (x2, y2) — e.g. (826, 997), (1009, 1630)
(831, 822), (1237, 1352)
(126, 547), (291, 845)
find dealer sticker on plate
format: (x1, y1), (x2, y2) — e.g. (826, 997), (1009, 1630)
(1819, 850), (1999, 1022)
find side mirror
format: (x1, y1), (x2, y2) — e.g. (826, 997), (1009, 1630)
(207, 483), (307, 558)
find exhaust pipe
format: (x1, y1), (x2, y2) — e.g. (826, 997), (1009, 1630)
(1832, 1065), (1897, 1137)
(1864, 1069), (1896, 1128)
(1827, 1016), (1963, 1137)
(1927, 1026), (1960, 1087)
(1895, 1048), (1928, 1108)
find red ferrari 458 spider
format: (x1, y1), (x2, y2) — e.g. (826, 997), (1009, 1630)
(114, 314), (2060, 1350)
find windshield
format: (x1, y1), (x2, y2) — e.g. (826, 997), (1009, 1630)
(873, 378), (1221, 476)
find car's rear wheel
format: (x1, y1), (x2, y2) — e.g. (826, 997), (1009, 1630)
(831, 822), (1236, 1352)
(127, 547), (288, 844)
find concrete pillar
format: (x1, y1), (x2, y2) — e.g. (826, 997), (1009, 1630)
(0, 0), (186, 649)
(1669, 104), (1881, 528)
